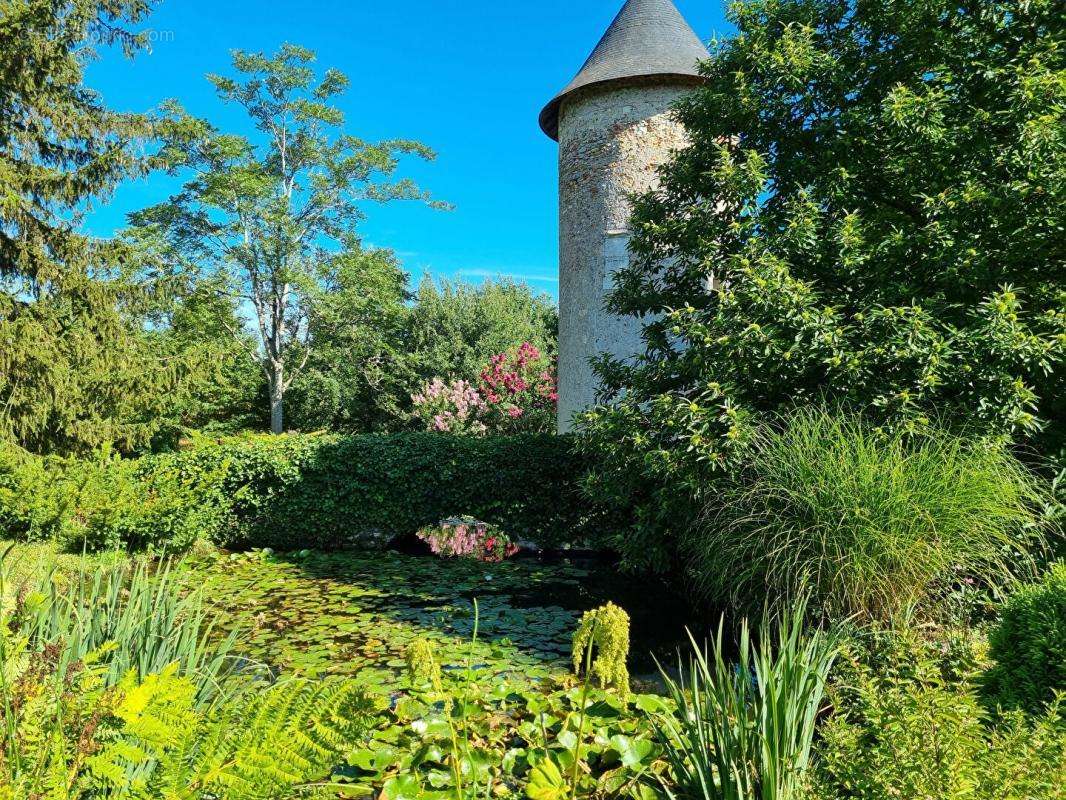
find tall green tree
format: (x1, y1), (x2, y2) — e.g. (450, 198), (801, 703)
(121, 225), (266, 437)
(0, 0), (206, 454)
(135, 44), (445, 434)
(584, 0), (1065, 571)
(405, 276), (558, 386)
(285, 248), (410, 432)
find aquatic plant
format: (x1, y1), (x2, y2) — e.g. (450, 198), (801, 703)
(571, 602), (631, 699)
(2, 547), (240, 698)
(655, 598), (838, 800)
(405, 637), (441, 688)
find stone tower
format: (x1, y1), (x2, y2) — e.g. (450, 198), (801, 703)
(540, 0), (709, 432)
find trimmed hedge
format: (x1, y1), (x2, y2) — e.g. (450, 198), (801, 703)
(0, 434), (610, 553)
(0, 441), (221, 553)
(987, 563), (1066, 713)
(166, 432), (607, 550)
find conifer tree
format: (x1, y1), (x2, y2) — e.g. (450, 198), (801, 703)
(0, 0), (200, 453)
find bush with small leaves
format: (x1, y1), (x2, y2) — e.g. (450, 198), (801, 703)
(986, 563), (1066, 713)
(812, 626), (1064, 800)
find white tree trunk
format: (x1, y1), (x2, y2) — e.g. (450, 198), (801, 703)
(269, 362), (284, 434)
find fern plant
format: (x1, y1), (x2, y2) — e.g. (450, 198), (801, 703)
(0, 645), (378, 799)
(91, 667), (377, 798)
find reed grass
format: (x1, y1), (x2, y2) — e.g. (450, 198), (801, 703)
(685, 409), (1047, 620)
(2, 545), (240, 698)
(655, 599), (838, 800)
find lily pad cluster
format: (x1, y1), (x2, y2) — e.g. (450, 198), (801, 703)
(179, 548), (590, 690)
(335, 670), (674, 799)
(163, 547), (686, 797)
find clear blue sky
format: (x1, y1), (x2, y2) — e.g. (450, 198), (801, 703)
(85, 0), (734, 300)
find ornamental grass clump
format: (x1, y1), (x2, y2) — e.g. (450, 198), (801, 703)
(684, 409), (1047, 621)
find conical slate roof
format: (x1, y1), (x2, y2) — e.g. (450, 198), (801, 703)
(539, 0), (710, 140)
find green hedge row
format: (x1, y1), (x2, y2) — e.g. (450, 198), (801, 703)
(987, 563), (1066, 714)
(0, 443), (226, 553)
(1, 433), (610, 552)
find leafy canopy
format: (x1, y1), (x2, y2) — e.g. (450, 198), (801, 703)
(134, 43), (445, 433)
(583, 0), (1065, 569)
(406, 276), (558, 386)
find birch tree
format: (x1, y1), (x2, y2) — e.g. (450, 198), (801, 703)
(134, 44), (444, 433)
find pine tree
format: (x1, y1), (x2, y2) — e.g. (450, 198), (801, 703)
(0, 0), (199, 454)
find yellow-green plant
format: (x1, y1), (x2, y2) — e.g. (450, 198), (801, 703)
(0, 646), (376, 799)
(571, 602), (630, 699)
(405, 637), (441, 688)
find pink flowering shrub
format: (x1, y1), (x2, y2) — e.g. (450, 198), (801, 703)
(411, 343), (558, 435)
(410, 378), (488, 435)
(479, 342), (557, 434)
(417, 516), (520, 562)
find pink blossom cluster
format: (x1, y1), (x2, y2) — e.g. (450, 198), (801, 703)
(479, 343), (558, 433)
(411, 378), (488, 435)
(417, 517), (520, 563)
(411, 343), (558, 435)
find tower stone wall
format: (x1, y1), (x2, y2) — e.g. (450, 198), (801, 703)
(555, 81), (691, 432)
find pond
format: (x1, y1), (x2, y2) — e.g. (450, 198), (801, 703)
(182, 546), (710, 692)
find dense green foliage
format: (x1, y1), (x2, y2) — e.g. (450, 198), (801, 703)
(683, 410), (1046, 620)
(5, 540), (1066, 799)
(405, 276), (558, 388)
(656, 600), (838, 800)
(3, 0), (1063, 795)
(285, 249), (411, 432)
(0, 441), (221, 552)
(582, 0), (1066, 571)
(166, 432), (604, 550)
(812, 625), (1065, 800)
(0, 544), (678, 799)
(0, 0), (226, 455)
(2, 647), (374, 799)
(986, 563), (1066, 713)
(290, 276), (559, 435)
(0, 434), (607, 552)
(1, 5), (556, 449)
